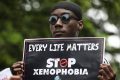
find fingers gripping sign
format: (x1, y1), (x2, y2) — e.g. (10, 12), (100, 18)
(98, 64), (116, 80)
(11, 61), (24, 76)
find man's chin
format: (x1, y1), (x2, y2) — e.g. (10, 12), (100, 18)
(52, 34), (75, 38)
(53, 34), (65, 38)
(53, 36), (64, 38)
(53, 36), (71, 38)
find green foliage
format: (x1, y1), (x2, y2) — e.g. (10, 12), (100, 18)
(100, 0), (120, 25)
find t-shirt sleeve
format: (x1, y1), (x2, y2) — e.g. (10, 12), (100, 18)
(0, 68), (13, 80)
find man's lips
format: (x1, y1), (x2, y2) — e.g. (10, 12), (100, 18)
(53, 31), (65, 37)
(53, 31), (65, 34)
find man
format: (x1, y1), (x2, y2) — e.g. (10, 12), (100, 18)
(10, 1), (116, 80)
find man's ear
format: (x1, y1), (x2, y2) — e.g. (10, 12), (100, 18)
(77, 20), (83, 31)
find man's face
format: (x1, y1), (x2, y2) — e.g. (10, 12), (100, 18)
(49, 9), (83, 38)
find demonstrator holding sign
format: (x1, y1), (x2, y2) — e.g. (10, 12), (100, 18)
(9, 1), (116, 80)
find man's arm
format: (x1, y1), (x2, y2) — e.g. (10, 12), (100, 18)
(10, 76), (22, 80)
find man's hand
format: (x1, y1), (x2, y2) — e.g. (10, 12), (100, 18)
(98, 64), (116, 80)
(11, 61), (24, 76)
(10, 76), (22, 80)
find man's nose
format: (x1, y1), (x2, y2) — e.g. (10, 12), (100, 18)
(54, 18), (63, 28)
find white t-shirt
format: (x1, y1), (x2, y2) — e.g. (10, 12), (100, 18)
(0, 68), (12, 80)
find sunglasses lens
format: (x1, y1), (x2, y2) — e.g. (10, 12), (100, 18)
(49, 16), (57, 25)
(49, 14), (71, 25)
(61, 14), (70, 24)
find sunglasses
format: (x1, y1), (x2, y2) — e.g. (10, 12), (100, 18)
(49, 13), (78, 25)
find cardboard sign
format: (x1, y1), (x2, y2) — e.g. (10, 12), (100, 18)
(23, 37), (104, 80)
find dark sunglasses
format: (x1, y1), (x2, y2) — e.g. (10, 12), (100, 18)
(49, 14), (78, 25)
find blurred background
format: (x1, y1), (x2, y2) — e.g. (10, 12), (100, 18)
(0, 0), (120, 79)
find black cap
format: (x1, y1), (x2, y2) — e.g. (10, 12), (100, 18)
(50, 1), (82, 20)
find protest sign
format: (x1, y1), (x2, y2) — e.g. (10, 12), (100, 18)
(23, 37), (104, 80)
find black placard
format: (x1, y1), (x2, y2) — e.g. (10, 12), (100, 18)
(23, 37), (104, 80)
